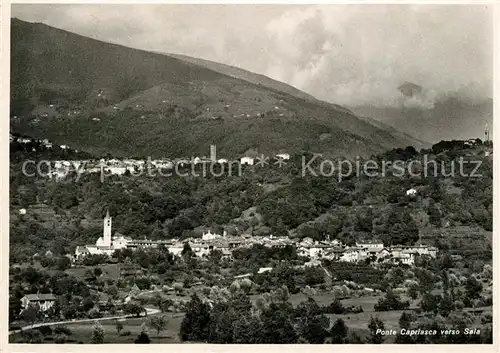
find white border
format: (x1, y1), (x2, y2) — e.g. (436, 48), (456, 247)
(1, 2), (499, 353)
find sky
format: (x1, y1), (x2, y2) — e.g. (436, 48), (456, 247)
(12, 4), (493, 108)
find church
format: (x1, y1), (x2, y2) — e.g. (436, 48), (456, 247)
(74, 210), (132, 259)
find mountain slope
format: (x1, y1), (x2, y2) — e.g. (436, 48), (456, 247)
(165, 53), (354, 115)
(166, 53), (318, 102)
(11, 18), (423, 158)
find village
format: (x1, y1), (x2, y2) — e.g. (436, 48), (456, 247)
(74, 211), (438, 267)
(11, 134), (290, 180)
(16, 209), (440, 318)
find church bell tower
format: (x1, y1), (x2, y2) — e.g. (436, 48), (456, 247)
(103, 209), (112, 247)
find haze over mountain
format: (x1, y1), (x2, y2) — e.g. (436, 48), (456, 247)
(10, 18), (425, 159)
(349, 85), (493, 143)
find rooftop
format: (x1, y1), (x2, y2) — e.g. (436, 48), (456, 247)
(24, 293), (57, 301)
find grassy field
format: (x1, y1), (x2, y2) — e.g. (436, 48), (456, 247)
(11, 288), (491, 344)
(10, 313), (185, 344)
(65, 264), (121, 281)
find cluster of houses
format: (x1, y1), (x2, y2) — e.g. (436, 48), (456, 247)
(24, 213), (438, 313)
(11, 135), (58, 150)
(75, 212), (438, 268)
(12, 136), (291, 177)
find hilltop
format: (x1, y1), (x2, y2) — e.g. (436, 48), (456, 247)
(11, 18), (425, 158)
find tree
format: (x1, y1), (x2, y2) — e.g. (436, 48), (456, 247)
(438, 292), (454, 317)
(91, 321), (104, 344)
(115, 321), (124, 335)
(147, 315), (169, 337)
(180, 294), (211, 342)
(56, 256), (71, 271)
(173, 282), (184, 296)
(295, 298), (329, 343)
(420, 293), (440, 314)
(239, 278), (253, 294)
(407, 283), (419, 301)
(464, 276), (482, 301)
(21, 304), (38, 326)
(123, 303), (145, 317)
(160, 298), (174, 313)
(152, 293), (163, 311)
(106, 285), (119, 299)
(304, 266), (324, 286)
(374, 290), (410, 311)
(232, 314), (263, 343)
(134, 332), (151, 344)
(9, 295), (22, 323)
(94, 267), (103, 277)
(260, 304), (298, 343)
(367, 316), (385, 344)
(398, 311), (416, 329)
(229, 280), (241, 294)
(330, 318), (349, 343)
(428, 199), (442, 227)
(181, 242), (194, 259)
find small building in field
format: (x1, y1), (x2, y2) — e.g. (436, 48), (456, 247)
(21, 293), (57, 312)
(406, 188), (418, 197)
(275, 153), (290, 160)
(240, 157), (254, 166)
(258, 267), (273, 274)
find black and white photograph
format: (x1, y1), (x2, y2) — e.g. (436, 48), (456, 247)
(5, 2), (496, 346)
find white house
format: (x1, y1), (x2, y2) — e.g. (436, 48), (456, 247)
(75, 246), (90, 259)
(202, 230), (223, 241)
(192, 243), (211, 257)
(355, 241), (384, 252)
(258, 267), (273, 274)
(168, 244), (184, 256)
(42, 139), (53, 148)
(339, 248), (369, 263)
(21, 293), (57, 312)
(19, 208), (27, 215)
(376, 248), (392, 260)
(276, 153), (290, 160)
(241, 157), (254, 165)
(392, 252), (415, 266)
(406, 188), (418, 197)
(390, 244), (438, 258)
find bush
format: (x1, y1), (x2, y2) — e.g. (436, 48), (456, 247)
(481, 313), (493, 324)
(54, 334), (68, 343)
(119, 330), (131, 336)
(38, 325), (53, 336)
(374, 291), (410, 311)
(323, 299), (345, 314)
(345, 305), (363, 314)
(88, 308), (103, 319)
(134, 332), (150, 343)
(22, 330), (43, 343)
(54, 326), (72, 336)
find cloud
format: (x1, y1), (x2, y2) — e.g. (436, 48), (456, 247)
(263, 5), (493, 107)
(12, 4), (492, 108)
